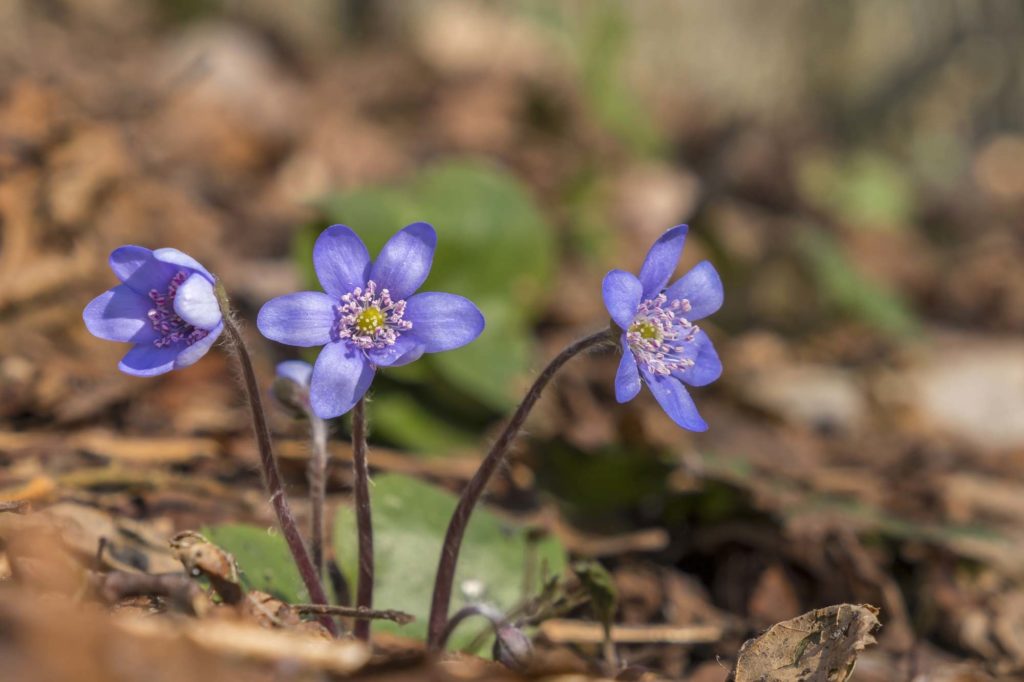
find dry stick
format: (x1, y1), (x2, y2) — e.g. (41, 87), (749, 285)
(293, 603), (414, 626)
(306, 413), (329, 577)
(351, 397), (374, 641)
(216, 288), (337, 637)
(426, 327), (615, 650)
(0, 500), (29, 514)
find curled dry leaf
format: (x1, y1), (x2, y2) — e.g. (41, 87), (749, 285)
(170, 531), (244, 605)
(733, 604), (880, 682)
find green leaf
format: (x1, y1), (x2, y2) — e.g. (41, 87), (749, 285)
(334, 473), (567, 651)
(369, 392), (476, 455)
(571, 560), (618, 636)
(797, 151), (914, 229)
(797, 229), (919, 338)
(202, 523), (307, 604)
(577, 1), (664, 156)
(429, 300), (532, 411)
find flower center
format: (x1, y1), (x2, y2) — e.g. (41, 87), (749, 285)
(148, 271), (210, 349)
(355, 307), (386, 334)
(626, 294), (698, 376)
(630, 320), (661, 341)
(334, 280), (412, 350)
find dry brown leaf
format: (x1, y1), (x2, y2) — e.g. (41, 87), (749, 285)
(170, 530), (243, 605)
(733, 604), (880, 682)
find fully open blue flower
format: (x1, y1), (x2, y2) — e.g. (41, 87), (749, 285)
(258, 223), (485, 419)
(602, 225), (723, 431)
(83, 246), (223, 377)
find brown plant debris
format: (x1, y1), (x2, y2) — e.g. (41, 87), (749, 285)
(732, 604), (881, 682)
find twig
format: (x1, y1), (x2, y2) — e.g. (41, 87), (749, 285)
(539, 620), (724, 645)
(351, 397), (374, 641)
(90, 570), (208, 615)
(426, 327), (615, 650)
(0, 500), (30, 514)
(292, 604), (414, 625)
(215, 284), (337, 636)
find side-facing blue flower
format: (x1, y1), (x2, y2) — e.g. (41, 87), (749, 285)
(602, 225), (723, 431)
(258, 223), (485, 419)
(83, 246), (223, 377)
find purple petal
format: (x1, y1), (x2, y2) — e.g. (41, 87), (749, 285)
(388, 345), (426, 367)
(173, 273), (221, 330)
(402, 291), (484, 353)
(118, 343), (181, 377)
(602, 270), (642, 330)
(276, 360), (313, 388)
(614, 338), (641, 403)
(313, 225), (371, 298)
(310, 342), (375, 419)
(665, 261), (723, 321)
(638, 225), (688, 299)
(257, 292), (336, 348)
(83, 285), (159, 344)
(673, 332), (721, 387)
(174, 322), (223, 369)
(365, 333), (424, 368)
(369, 222), (436, 301)
(641, 368), (708, 431)
(109, 246), (177, 296)
(153, 248), (215, 282)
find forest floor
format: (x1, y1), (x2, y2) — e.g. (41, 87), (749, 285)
(2, 2), (1024, 680)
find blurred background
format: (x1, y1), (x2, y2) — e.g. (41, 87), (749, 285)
(2, 1), (1024, 679)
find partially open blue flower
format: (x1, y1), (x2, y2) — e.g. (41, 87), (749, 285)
(602, 225), (723, 431)
(258, 223), (485, 419)
(83, 246), (223, 377)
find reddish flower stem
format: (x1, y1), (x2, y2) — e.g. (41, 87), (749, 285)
(216, 287), (337, 636)
(306, 412), (329, 577)
(426, 327), (615, 650)
(351, 397), (374, 641)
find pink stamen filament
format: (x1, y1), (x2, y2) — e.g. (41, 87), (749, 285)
(148, 271), (209, 348)
(626, 294), (698, 376)
(333, 280), (412, 349)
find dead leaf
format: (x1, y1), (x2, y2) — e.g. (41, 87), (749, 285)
(733, 604), (880, 682)
(170, 530), (243, 605)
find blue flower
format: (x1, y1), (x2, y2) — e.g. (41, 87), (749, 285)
(271, 360), (314, 415)
(258, 223), (485, 419)
(275, 360), (313, 389)
(602, 225), (723, 431)
(83, 246), (223, 377)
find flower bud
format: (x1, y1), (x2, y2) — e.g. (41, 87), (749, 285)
(492, 625), (533, 672)
(271, 360), (313, 416)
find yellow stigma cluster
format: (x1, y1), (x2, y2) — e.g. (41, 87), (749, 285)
(355, 307), (385, 334)
(629, 320), (661, 341)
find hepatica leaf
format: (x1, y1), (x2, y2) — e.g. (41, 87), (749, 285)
(202, 523), (307, 604)
(309, 159), (556, 410)
(333, 473), (567, 651)
(369, 392), (476, 454)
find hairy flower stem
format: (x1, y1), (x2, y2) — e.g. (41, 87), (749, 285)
(426, 327), (616, 650)
(438, 603), (505, 650)
(351, 397), (374, 641)
(215, 285), (337, 636)
(306, 412), (329, 577)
